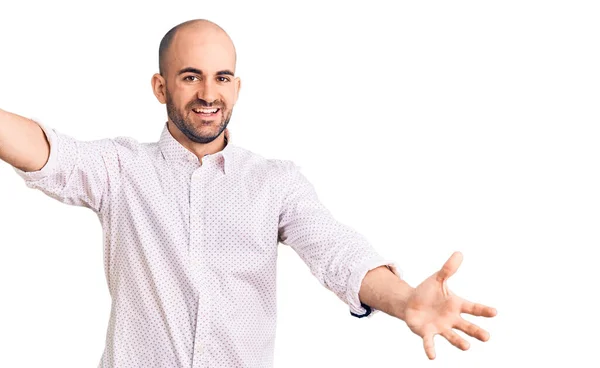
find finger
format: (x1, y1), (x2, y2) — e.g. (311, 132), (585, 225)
(441, 329), (470, 351)
(423, 334), (436, 360)
(437, 251), (463, 282)
(454, 317), (491, 342)
(462, 300), (497, 317)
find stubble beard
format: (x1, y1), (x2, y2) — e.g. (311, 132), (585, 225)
(166, 91), (232, 144)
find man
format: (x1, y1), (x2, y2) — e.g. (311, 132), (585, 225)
(0, 19), (496, 367)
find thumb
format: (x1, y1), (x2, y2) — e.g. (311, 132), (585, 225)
(436, 251), (463, 282)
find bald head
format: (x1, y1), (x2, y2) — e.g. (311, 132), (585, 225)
(158, 19), (237, 76)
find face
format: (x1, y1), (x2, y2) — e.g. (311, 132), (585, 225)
(154, 27), (240, 144)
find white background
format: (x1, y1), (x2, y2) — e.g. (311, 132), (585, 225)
(0, 0), (599, 367)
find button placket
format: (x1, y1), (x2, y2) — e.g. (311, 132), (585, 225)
(190, 165), (211, 368)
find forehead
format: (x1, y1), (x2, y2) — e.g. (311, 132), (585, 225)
(168, 28), (236, 74)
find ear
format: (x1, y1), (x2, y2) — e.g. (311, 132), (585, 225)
(151, 73), (167, 104)
(233, 76), (241, 105)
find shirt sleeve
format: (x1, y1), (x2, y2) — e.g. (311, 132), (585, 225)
(277, 161), (403, 318)
(12, 119), (119, 214)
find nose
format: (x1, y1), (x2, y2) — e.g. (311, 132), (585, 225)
(197, 79), (217, 104)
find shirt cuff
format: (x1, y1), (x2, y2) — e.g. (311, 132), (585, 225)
(347, 257), (403, 318)
(12, 119), (59, 182)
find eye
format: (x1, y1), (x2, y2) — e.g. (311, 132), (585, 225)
(217, 76), (230, 82)
(184, 75), (200, 82)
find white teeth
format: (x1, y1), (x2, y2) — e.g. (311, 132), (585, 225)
(194, 108), (218, 113)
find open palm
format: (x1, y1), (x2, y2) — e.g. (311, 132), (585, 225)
(403, 252), (497, 359)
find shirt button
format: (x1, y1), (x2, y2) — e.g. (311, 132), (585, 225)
(195, 343), (204, 355)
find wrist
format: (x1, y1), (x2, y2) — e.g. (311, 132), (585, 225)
(359, 265), (415, 320)
(390, 280), (415, 320)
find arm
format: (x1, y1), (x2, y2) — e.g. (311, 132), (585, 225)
(277, 161), (401, 318)
(1, 109), (121, 213)
(0, 108), (50, 172)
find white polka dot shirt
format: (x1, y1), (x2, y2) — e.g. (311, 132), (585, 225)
(13, 121), (402, 368)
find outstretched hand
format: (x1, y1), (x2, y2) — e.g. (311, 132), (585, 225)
(403, 251), (497, 360)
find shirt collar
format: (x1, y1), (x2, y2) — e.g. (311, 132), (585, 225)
(158, 122), (232, 175)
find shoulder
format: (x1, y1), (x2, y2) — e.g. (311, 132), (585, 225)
(231, 145), (299, 180)
(111, 135), (144, 153)
(109, 136), (160, 162)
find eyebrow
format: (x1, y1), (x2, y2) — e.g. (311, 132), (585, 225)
(177, 67), (235, 76)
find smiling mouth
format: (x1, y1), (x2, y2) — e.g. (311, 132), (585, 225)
(192, 107), (221, 117)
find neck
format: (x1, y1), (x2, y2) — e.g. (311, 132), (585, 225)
(167, 120), (227, 161)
